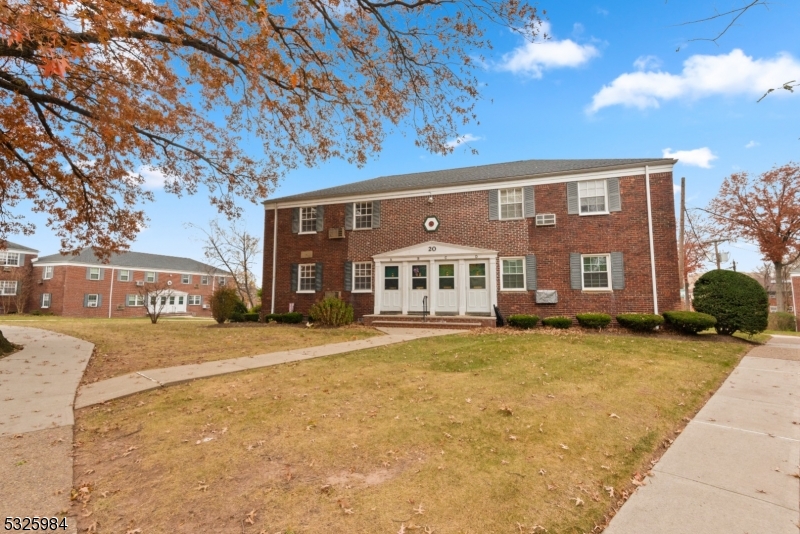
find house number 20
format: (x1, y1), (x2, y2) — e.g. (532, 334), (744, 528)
(428, 246), (437, 252)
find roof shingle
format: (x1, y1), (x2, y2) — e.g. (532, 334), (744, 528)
(34, 247), (226, 274)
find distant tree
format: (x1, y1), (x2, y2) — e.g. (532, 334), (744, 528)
(707, 163), (800, 312)
(137, 281), (172, 324)
(11, 263), (33, 314)
(210, 286), (241, 324)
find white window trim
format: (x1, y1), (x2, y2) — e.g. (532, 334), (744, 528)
(119, 270), (131, 282)
(88, 267), (101, 281)
(352, 262), (373, 293)
(299, 207), (317, 234)
(499, 257), (526, 291)
(188, 295), (202, 305)
(126, 294), (144, 307)
(86, 294), (99, 307)
(201, 275), (210, 285)
(499, 188), (524, 221)
(181, 274), (191, 284)
(353, 202), (374, 231)
(41, 293), (51, 308)
(0, 251), (21, 266)
(297, 263), (316, 293)
(581, 253), (613, 291)
(578, 179), (610, 217)
(145, 271), (156, 283)
(42, 266), (54, 280)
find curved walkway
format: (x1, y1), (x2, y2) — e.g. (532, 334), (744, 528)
(604, 335), (800, 534)
(0, 326), (93, 532)
(75, 327), (461, 408)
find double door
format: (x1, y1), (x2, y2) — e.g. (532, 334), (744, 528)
(380, 262), (489, 314)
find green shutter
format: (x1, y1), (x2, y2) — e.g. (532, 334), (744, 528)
(290, 264), (298, 292)
(344, 261), (353, 291)
(315, 262), (323, 292)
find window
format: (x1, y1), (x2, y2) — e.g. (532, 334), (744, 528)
(42, 266), (54, 280)
(499, 188), (524, 219)
(88, 267), (101, 280)
(218, 277), (226, 286)
(145, 271), (156, 283)
(439, 264), (455, 290)
(578, 180), (607, 214)
(384, 266), (399, 290)
(86, 294), (99, 307)
(300, 207), (317, 233)
(299, 264), (316, 292)
(118, 270), (131, 282)
(41, 293), (51, 308)
(354, 202), (373, 229)
(0, 251), (20, 266)
(188, 295), (202, 305)
(469, 263), (486, 289)
(501, 258), (525, 290)
(582, 254), (611, 290)
(178, 296), (184, 305)
(181, 274), (191, 284)
(411, 265), (427, 290)
(201, 275), (209, 285)
(126, 294), (144, 306)
(0, 281), (17, 295)
(353, 262), (372, 292)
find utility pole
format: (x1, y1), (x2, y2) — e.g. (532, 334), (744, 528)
(732, 260), (737, 272)
(678, 177), (689, 309)
(714, 241), (721, 270)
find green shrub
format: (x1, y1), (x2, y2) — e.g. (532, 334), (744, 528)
(616, 313), (665, 332)
(693, 269), (769, 336)
(233, 299), (248, 314)
(264, 312), (305, 324)
(243, 312), (260, 322)
(30, 310), (41, 316)
(542, 316), (572, 329)
(576, 312), (612, 329)
(768, 312), (796, 332)
(308, 297), (354, 327)
(662, 310), (717, 334)
(250, 304), (262, 314)
(230, 312), (245, 323)
(210, 286), (241, 324)
(508, 314), (539, 329)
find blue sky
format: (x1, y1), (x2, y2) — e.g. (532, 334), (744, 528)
(17, 0), (800, 283)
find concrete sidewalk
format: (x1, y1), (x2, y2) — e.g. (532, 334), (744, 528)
(75, 327), (463, 408)
(0, 326), (93, 532)
(604, 335), (800, 534)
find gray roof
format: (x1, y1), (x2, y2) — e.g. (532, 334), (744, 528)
(35, 247), (226, 274)
(266, 158), (676, 204)
(0, 240), (38, 253)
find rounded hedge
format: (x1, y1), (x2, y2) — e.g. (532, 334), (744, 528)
(576, 312), (612, 329)
(616, 313), (665, 332)
(542, 316), (572, 329)
(210, 286), (241, 324)
(309, 297), (354, 327)
(508, 314), (539, 329)
(662, 310), (717, 334)
(692, 269), (768, 336)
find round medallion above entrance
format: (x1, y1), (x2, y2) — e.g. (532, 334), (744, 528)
(423, 216), (440, 232)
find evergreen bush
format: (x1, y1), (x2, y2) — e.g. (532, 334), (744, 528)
(508, 314), (539, 329)
(576, 312), (612, 329)
(616, 313), (665, 332)
(662, 310), (717, 334)
(542, 316), (572, 329)
(692, 269), (768, 335)
(210, 286), (241, 324)
(309, 297), (354, 327)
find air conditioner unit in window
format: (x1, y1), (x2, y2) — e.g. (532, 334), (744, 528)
(135, 281), (145, 287)
(328, 227), (346, 239)
(535, 213), (556, 227)
(2, 266), (10, 272)
(202, 304), (209, 309)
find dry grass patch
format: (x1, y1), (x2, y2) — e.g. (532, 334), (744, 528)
(72, 331), (749, 534)
(0, 316), (378, 382)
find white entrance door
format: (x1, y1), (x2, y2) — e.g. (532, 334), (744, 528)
(466, 262), (490, 314)
(381, 265), (401, 312)
(408, 264), (429, 313)
(148, 291), (188, 315)
(436, 262), (458, 314)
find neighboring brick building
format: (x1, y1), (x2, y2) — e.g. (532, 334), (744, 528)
(0, 240), (39, 313)
(31, 248), (229, 318)
(262, 158), (682, 325)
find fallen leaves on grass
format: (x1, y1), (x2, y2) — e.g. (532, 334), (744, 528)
(195, 481), (209, 492)
(245, 510), (256, 524)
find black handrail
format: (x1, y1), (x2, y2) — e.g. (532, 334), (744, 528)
(422, 295), (428, 322)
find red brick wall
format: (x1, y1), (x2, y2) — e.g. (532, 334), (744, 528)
(29, 266), (220, 318)
(262, 172), (681, 320)
(0, 253), (36, 313)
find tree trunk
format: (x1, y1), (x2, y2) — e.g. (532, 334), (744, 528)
(0, 330), (16, 355)
(774, 261), (785, 312)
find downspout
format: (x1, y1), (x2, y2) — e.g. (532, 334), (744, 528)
(108, 267), (115, 318)
(791, 275), (798, 332)
(270, 205), (278, 314)
(645, 165), (659, 314)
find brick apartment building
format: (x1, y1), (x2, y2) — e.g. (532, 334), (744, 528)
(261, 159), (681, 325)
(30, 248), (229, 318)
(0, 240), (39, 313)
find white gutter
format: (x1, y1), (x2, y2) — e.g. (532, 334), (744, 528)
(270, 205), (278, 314)
(645, 165), (658, 315)
(108, 267), (115, 318)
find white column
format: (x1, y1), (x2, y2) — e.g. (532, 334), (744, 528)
(458, 259), (467, 316)
(401, 262), (409, 315)
(373, 261), (382, 314)
(489, 257), (498, 315)
(428, 259), (436, 316)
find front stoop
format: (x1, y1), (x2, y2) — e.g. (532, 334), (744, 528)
(362, 314), (495, 329)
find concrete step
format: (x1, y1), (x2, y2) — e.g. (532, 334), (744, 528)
(363, 314), (494, 329)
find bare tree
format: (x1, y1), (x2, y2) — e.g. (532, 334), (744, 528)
(138, 281), (172, 324)
(0, 263), (33, 313)
(188, 220), (260, 309)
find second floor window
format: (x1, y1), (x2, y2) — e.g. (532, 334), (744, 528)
(88, 267), (101, 280)
(145, 271), (156, 283)
(300, 207), (317, 233)
(0, 251), (20, 266)
(354, 202), (373, 229)
(118, 270), (131, 282)
(499, 188), (524, 219)
(578, 180), (607, 214)
(43, 266), (54, 279)
(182, 274), (191, 284)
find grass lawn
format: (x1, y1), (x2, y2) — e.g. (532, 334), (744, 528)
(72, 329), (750, 534)
(0, 316), (379, 383)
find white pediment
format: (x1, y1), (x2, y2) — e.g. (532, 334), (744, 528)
(373, 241), (497, 261)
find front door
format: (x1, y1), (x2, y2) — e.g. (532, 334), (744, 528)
(466, 262), (490, 314)
(436, 263), (458, 314)
(382, 265), (401, 312)
(408, 264), (428, 313)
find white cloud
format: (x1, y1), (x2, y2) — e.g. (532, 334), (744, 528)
(497, 21), (600, 78)
(633, 55), (662, 71)
(745, 140), (759, 148)
(128, 165), (166, 189)
(673, 183), (682, 195)
(662, 147), (718, 169)
(595, 7), (609, 16)
(445, 134), (482, 149)
(588, 49), (800, 113)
